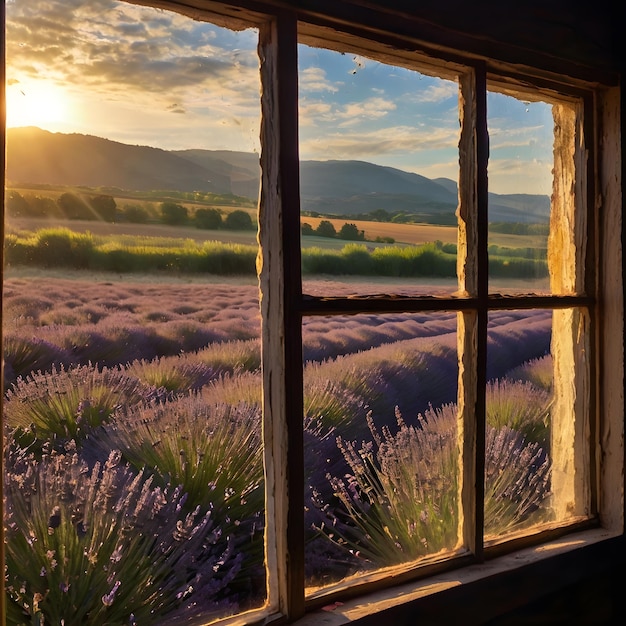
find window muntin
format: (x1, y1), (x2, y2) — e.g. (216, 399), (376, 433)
(3, 2), (616, 626)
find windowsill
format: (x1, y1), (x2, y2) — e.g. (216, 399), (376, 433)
(292, 528), (622, 625)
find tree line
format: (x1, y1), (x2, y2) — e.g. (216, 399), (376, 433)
(5, 190), (256, 231)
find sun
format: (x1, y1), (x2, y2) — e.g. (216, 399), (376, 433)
(5, 79), (73, 130)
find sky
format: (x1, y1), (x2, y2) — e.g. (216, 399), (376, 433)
(5, 0), (554, 195)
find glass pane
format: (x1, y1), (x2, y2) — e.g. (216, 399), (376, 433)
(485, 309), (556, 542)
(486, 91), (553, 295)
(298, 45), (460, 297)
(302, 311), (460, 592)
(3, 1), (264, 622)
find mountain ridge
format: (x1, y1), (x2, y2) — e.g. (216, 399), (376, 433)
(6, 126), (550, 222)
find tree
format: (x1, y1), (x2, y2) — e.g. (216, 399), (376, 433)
(338, 222), (365, 241)
(369, 209), (392, 222)
(90, 194), (117, 222)
(25, 194), (61, 218)
(301, 222), (315, 237)
(315, 220), (337, 238)
(194, 208), (223, 230)
(160, 202), (188, 225)
(5, 190), (30, 217)
(122, 204), (150, 223)
(58, 192), (92, 220)
(224, 209), (254, 231)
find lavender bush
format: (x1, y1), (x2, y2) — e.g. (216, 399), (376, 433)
(312, 402), (552, 571)
(4, 364), (164, 453)
(4, 446), (242, 625)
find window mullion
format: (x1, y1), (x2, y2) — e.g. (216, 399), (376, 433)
(457, 63), (488, 560)
(258, 11), (305, 621)
(474, 62), (489, 562)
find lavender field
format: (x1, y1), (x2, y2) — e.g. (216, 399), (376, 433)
(2, 272), (554, 623)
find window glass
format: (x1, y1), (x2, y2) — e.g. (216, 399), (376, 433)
(486, 92), (553, 295)
(298, 44), (460, 297)
(3, 1), (264, 622)
(485, 309), (554, 541)
(302, 309), (460, 591)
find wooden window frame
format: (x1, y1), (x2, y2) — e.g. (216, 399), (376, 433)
(1, 2), (623, 625)
(257, 13), (623, 626)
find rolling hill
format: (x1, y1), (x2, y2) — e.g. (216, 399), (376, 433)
(6, 126), (550, 223)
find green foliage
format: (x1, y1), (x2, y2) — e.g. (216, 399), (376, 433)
(315, 220), (337, 238)
(5, 190), (30, 216)
(160, 201), (189, 225)
(486, 379), (552, 447)
(195, 207), (223, 229)
(87, 394), (265, 590)
(2, 335), (67, 389)
(121, 203), (150, 223)
(489, 256), (548, 279)
(57, 192), (93, 220)
(314, 407), (459, 566)
(5, 227), (547, 280)
(33, 228), (94, 269)
(301, 222), (315, 236)
(370, 242), (456, 277)
(507, 355), (553, 391)
(316, 404), (552, 567)
(4, 448), (238, 625)
(4, 365), (152, 451)
(89, 194), (117, 222)
(489, 222), (549, 236)
(341, 243), (373, 273)
(224, 209), (254, 231)
(338, 222), (365, 241)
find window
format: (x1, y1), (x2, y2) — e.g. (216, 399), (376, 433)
(2, 2), (623, 625)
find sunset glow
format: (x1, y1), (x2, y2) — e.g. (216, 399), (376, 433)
(5, 80), (74, 131)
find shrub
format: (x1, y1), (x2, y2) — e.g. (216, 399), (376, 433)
(4, 448), (241, 624)
(195, 207), (223, 229)
(486, 378), (552, 447)
(3, 364), (158, 451)
(89, 194), (117, 222)
(338, 223), (365, 241)
(2, 335), (69, 389)
(122, 203), (150, 223)
(313, 406), (459, 567)
(23, 194), (62, 218)
(126, 355), (217, 393)
(86, 395), (265, 595)
(160, 202), (189, 225)
(301, 222), (315, 236)
(484, 426), (552, 536)
(315, 220), (337, 238)
(33, 228), (94, 269)
(341, 243), (373, 273)
(224, 209), (254, 231)
(5, 190), (30, 216)
(58, 192), (93, 220)
(315, 402), (552, 568)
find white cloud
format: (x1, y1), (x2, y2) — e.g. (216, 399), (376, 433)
(411, 81), (458, 104)
(335, 97), (397, 125)
(299, 66), (340, 93)
(300, 124), (458, 160)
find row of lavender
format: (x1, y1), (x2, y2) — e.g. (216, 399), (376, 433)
(2, 277), (553, 624)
